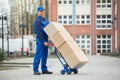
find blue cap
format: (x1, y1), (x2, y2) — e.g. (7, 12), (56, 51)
(37, 6), (44, 11)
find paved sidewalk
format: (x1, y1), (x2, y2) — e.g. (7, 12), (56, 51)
(0, 56), (120, 80)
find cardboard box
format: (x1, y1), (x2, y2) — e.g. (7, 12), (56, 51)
(44, 22), (89, 69)
(44, 22), (67, 38)
(50, 31), (74, 48)
(59, 41), (89, 69)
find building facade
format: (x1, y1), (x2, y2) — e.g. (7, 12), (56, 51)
(50, 0), (120, 55)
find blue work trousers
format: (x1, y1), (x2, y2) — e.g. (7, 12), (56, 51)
(33, 38), (48, 72)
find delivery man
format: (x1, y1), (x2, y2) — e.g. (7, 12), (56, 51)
(33, 6), (53, 75)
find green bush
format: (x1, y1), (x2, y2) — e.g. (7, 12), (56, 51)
(0, 49), (4, 62)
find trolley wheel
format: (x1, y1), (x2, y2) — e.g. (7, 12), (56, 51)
(72, 69), (78, 74)
(61, 70), (65, 75)
(67, 69), (72, 74)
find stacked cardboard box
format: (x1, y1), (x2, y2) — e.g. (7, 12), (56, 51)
(44, 22), (89, 69)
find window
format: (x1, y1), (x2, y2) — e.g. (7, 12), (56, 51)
(58, 0), (73, 4)
(107, 5), (111, 8)
(76, 40), (80, 43)
(58, 15), (73, 25)
(102, 5), (106, 8)
(64, 15), (67, 19)
(59, 21), (62, 23)
(59, 16), (62, 19)
(76, 0), (80, 4)
(76, 15), (80, 19)
(102, 20), (106, 23)
(69, 20), (72, 24)
(77, 21), (80, 24)
(87, 15), (90, 19)
(97, 40), (101, 44)
(64, 0), (67, 4)
(97, 20), (101, 23)
(76, 35), (91, 55)
(107, 0), (111, 3)
(96, 14), (112, 29)
(81, 21), (85, 24)
(96, 35), (112, 54)
(64, 21), (67, 24)
(58, 0), (62, 4)
(102, 15), (106, 18)
(76, 15), (90, 25)
(97, 0), (112, 8)
(107, 15), (111, 18)
(81, 0), (85, 4)
(97, 15), (101, 18)
(102, 25), (106, 28)
(86, 20), (90, 24)
(102, 0), (106, 3)
(69, 0), (72, 4)
(97, 0), (101, 3)
(86, 0), (90, 3)
(81, 15), (85, 19)
(76, 35), (79, 38)
(87, 40), (90, 43)
(69, 15), (72, 19)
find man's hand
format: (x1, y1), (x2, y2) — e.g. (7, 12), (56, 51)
(44, 42), (49, 46)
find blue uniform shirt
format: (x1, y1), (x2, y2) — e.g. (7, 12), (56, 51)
(34, 16), (49, 42)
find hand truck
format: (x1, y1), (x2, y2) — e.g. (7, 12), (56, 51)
(47, 43), (78, 75)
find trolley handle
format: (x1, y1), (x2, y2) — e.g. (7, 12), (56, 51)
(45, 43), (54, 46)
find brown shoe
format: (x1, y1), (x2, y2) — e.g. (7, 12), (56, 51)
(34, 72), (41, 75)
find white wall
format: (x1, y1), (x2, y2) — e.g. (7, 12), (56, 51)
(76, 4), (91, 15)
(58, 5), (73, 15)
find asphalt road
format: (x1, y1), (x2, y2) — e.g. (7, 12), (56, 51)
(0, 55), (120, 80)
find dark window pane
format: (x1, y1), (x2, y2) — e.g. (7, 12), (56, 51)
(107, 5), (111, 8)
(82, 35), (85, 38)
(97, 45), (101, 48)
(107, 20), (111, 23)
(102, 5), (106, 8)
(102, 15), (106, 18)
(69, 15), (72, 19)
(87, 15), (90, 18)
(102, 35), (106, 38)
(97, 50), (101, 53)
(81, 21), (85, 23)
(102, 20), (106, 23)
(107, 15), (111, 18)
(97, 15), (101, 18)
(76, 40), (80, 43)
(108, 35), (111, 38)
(64, 16), (67, 19)
(64, 1), (67, 4)
(76, 15), (80, 19)
(107, 0), (111, 3)
(102, 25), (106, 28)
(103, 50), (106, 53)
(59, 16), (62, 19)
(97, 35), (101, 38)
(97, 0), (101, 3)
(81, 15), (85, 19)
(102, 0), (106, 3)
(76, 0), (79, 4)
(102, 40), (106, 43)
(87, 35), (90, 38)
(97, 40), (101, 43)
(69, 0), (72, 4)
(76, 35), (79, 38)
(58, 1), (62, 4)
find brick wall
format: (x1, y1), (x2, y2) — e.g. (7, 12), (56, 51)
(117, 0), (120, 52)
